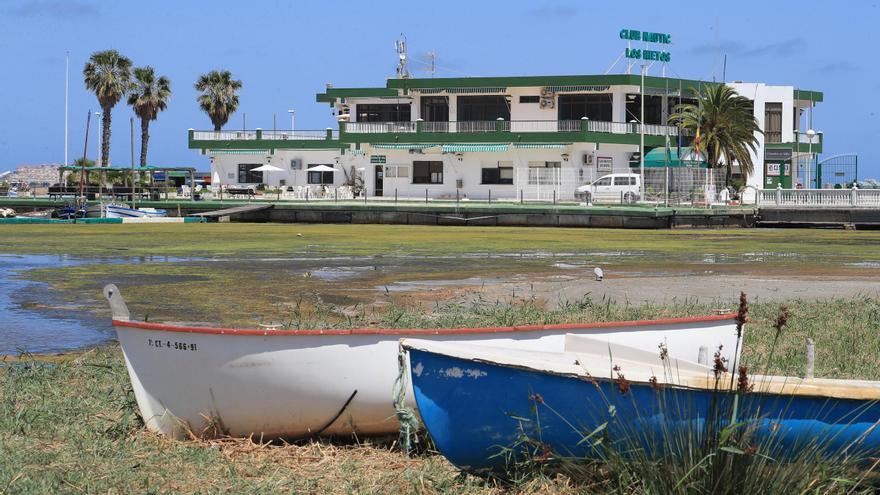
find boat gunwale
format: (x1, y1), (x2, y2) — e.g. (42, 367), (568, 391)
(111, 313), (737, 337)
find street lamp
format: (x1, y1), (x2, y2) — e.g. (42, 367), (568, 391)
(288, 109), (295, 134)
(806, 129), (817, 189)
(94, 111), (102, 166)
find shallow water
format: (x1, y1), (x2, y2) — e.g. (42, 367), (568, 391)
(0, 254), (113, 355)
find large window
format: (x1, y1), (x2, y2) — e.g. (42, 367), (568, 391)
(481, 162), (513, 185)
(625, 94), (663, 125)
(765, 102), (783, 143)
(237, 164), (263, 184)
(412, 161), (443, 184)
(356, 103), (411, 122)
(420, 96), (449, 122)
(306, 166), (335, 185)
(558, 94), (613, 121)
(457, 96), (510, 121)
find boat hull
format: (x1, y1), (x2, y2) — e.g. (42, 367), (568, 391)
(113, 315), (740, 439)
(407, 348), (880, 473)
(86, 204), (167, 218)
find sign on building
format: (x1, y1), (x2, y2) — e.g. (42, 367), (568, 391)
(597, 156), (613, 172)
(370, 155), (386, 164)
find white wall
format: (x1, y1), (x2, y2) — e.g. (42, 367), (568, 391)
(210, 149), (344, 188)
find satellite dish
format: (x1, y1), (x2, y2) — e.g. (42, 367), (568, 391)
(594, 267), (604, 281)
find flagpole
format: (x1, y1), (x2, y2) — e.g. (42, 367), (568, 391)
(639, 63), (645, 202)
(64, 51), (69, 167)
(665, 76), (669, 206)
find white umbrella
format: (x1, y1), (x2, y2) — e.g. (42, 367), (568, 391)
(307, 165), (336, 172)
(212, 171), (221, 192)
(251, 164), (283, 186)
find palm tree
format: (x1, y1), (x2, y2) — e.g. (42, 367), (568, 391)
(195, 70), (242, 131)
(669, 84), (761, 186)
(83, 50), (133, 167)
(128, 67), (171, 166)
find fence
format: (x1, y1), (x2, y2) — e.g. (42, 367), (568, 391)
(758, 187), (880, 208)
(642, 168), (728, 206)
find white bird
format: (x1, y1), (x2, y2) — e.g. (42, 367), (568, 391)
(594, 267), (604, 282)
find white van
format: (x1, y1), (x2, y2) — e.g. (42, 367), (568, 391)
(574, 173), (641, 204)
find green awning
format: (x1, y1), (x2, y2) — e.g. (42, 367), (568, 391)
(209, 149), (270, 155)
(514, 143), (571, 149)
(370, 143), (437, 150)
(442, 144), (509, 153)
(642, 146), (707, 168)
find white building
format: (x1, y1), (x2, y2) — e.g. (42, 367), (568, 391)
(190, 74), (823, 202)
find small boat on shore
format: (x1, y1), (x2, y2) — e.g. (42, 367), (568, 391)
(86, 203), (167, 219)
(103, 284), (743, 440)
(402, 338), (880, 474)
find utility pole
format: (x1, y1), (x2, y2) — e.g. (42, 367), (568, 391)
(639, 64), (646, 201)
(64, 51), (69, 166)
(130, 116), (136, 209)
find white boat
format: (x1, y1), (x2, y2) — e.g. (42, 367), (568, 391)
(103, 284), (743, 439)
(86, 203), (167, 219)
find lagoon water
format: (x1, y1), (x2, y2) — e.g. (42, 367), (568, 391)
(0, 254), (113, 355)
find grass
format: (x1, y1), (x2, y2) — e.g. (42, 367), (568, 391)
(3, 223), (880, 262)
(2, 296), (880, 493)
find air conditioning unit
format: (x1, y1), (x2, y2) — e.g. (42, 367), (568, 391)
(583, 153), (594, 166)
(540, 87), (551, 96)
(456, 179), (463, 189)
(290, 159), (302, 170)
(539, 97), (555, 109)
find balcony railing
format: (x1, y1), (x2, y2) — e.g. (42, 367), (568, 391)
(796, 131), (822, 145)
(191, 129), (337, 141)
(344, 120), (683, 136)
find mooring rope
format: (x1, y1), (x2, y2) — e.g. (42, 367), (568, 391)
(393, 344), (421, 457)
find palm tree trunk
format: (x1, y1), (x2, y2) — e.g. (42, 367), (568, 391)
(140, 118), (150, 167)
(101, 107), (112, 167)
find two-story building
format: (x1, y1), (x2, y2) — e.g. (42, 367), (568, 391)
(189, 73), (823, 202)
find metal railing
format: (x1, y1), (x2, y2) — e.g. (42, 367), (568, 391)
(758, 187), (880, 208)
(797, 132), (822, 144)
(344, 121), (417, 133)
(192, 130), (259, 140)
(261, 130), (329, 140)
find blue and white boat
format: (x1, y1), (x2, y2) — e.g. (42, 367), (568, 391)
(402, 337), (880, 474)
(86, 203), (167, 219)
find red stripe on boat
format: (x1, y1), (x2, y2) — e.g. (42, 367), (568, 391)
(112, 313), (737, 336)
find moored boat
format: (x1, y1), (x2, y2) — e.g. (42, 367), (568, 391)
(86, 203), (167, 219)
(103, 284), (743, 440)
(402, 338), (880, 474)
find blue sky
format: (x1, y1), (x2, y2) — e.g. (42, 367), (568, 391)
(0, 0), (877, 176)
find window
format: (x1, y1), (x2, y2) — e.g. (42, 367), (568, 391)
(307, 165), (335, 185)
(613, 176), (631, 186)
(595, 177), (612, 186)
(384, 166), (409, 178)
(237, 164), (263, 184)
(457, 96), (510, 121)
(412, 161), (443, 184)
(356, 103), (411, 122)
(765, 102), (783, 143)
(519, 95), (540, 103)
(557, 94), (613, 121)
(481, 163), (514, 184)
(420, 96), (449, 122)
(625, 94), (663, 125)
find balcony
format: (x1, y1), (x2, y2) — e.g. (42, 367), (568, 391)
(189, 128), (340, 152)
(765, 131), (823, 154)
(341, 119), (684, 146)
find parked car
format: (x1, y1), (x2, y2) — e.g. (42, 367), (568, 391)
(574, 173), (641, 204)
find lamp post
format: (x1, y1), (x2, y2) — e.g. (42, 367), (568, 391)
(288, 109), (295, 134)
(94, 111), (102, 166)
(639, 64), (646, 202)
(806, 129), (816, 189)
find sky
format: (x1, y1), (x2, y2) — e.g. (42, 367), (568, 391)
(0, 0), (877, 176)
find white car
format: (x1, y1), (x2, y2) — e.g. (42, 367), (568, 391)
(575, 173), (641, 204)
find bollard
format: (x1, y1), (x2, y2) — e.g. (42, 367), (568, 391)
(335, 188), (338, 202)
(520, 189), (523, 204)
(395, 188), (398, 204)
(697, 346), (708, 365)
(456, 188), (459, 207)
(806, 338), (815, 379)
(425, 188), (428, 204)
(775, 184), (782, 205)
(553, 189), (557, 204)
(488, 189), (491, 204)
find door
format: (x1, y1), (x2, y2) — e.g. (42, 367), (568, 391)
(374, 165), (384, 197)
(765, 162), (790, 189)
(593, 176), (613, 201)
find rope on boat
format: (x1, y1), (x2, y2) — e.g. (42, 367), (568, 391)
(308, 389), (358, 439)
(394, 344), (421, 457)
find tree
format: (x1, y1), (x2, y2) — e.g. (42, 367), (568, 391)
(195, 70), (242, 131)
(669, 84), (761, 186)
(128, 67), (171, 166)
(83, 50), (133, 167)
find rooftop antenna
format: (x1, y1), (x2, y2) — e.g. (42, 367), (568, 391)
(395, 34), (410, 79)
(722, 54), (727, 83)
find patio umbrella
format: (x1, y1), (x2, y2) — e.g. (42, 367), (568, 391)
(212, 171), (221, 192)
(307, 165), (336, 172)
(251, 164), (283, 186)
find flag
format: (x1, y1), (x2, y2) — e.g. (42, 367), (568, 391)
(665, 134), (672, 164)
(694, 127), (701, 154)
